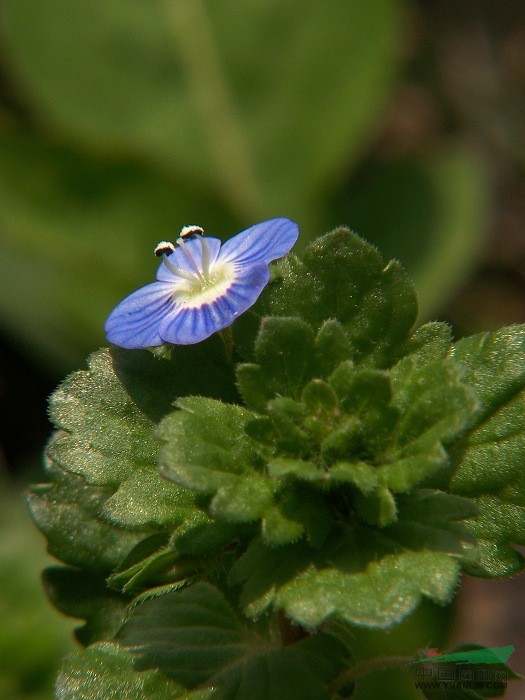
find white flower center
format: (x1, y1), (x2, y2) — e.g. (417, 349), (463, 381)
(161, 233), (235, 308)
(171, 259), (235, 308)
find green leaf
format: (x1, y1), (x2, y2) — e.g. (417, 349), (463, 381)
(391, 357), (479, 450)
(313, 319), (354, 376)
(328, 364), (398, 450)
(108, 539), (202, 595)
(1, 0), (405, 221)
(262, 485), (332, 548)
(43, 566), (129, 646)
(170, 515), (251, 558)
(355, 486), (397, 527)
(265, 229), (418, 369)
(375, 442), (448, 493)
(403, 322), (453, 363)
(261, 504), (305, 546)
(449, 326), (525, 576)
(267, 457), (378, 495)
(116, 582), (347, 699)
(265, 397), (310, 456)
(325, 147), (491, 319)
(252, 316), (316, 396)
(281, 551), (459, 631)
(46, 348), (229, 529)
(27, 458), (146, 572)
(230, 536), (460, 630)
(301, 379), (339, 413)
(210, 476), (275, 523)
(0, 127), (231, 368)
(158, 397), (265, 493)
(236, 363), (274, 413)
(55, 642), (198, 700)
(387, 490), (478, 559)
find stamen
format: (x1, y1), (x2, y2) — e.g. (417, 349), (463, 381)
(199, 236), (212, 280)
(180, 225), (204, 240)
(154, 241), (176, 257)
(176, 236), (206, 283)
(162, 255), (196, 281)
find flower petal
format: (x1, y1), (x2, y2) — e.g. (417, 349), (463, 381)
(218, 218), (299, 266)
(159, 263), (270, 344)
(105, 282), (175, 349)
(156, 236), (222, 281)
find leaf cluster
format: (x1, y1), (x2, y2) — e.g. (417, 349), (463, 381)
(30, 229), (525, 698)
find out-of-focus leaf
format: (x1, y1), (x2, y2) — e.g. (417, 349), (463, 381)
(0, 127), (230, 368)
(326, 146), (490, 317)
(0, 489), (74, 699)
(1, 0), (405, 222)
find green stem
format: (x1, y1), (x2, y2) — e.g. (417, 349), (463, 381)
(328, 655), (415, 697)
(219, 326), (234, 361)
(163, 0), (264, 220)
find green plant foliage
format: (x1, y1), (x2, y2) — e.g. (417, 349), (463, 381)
(0, 3), (492, 377)
(1, 0), (404, 219)
(32, 227), (525, 698)
(116, 582), (347, 699)
(28, 340), (242, 651)
(0, 127), (231, 367)
(29, 456), (146, 571)
(327, 146), (491, 319)
(55, 642), (204, 700)
(0, 489), (74, 700)
(448, 327), (525, 577)
(229, 536), (464, 630)
(260, 228), (418, 369)
(43, 566), (130, 646)
(44, 342), (235, 529)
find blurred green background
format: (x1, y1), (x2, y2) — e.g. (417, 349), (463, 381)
(0, 1), (524, 697)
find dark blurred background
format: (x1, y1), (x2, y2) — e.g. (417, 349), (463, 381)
(0, 1), (524, 697)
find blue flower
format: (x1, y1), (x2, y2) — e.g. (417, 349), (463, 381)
(105, 218), (299, 348)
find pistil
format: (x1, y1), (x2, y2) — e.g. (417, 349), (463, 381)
(176, 236), (206, 284)
(199, 236), (212, 280)
(162, 255), (196, 281)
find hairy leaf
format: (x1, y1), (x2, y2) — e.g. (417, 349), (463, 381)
(265, 229), (418, 369)
(55, 642), (200, 700)
(450, 326), (525, 576)
(45, 348), (229, 529)
(28, 458), (146, 572)
(43, 566), (129, 646)
(117, 582), (347, 699)
(230, 535), (460, 630)
(158, 397), (266, 492)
